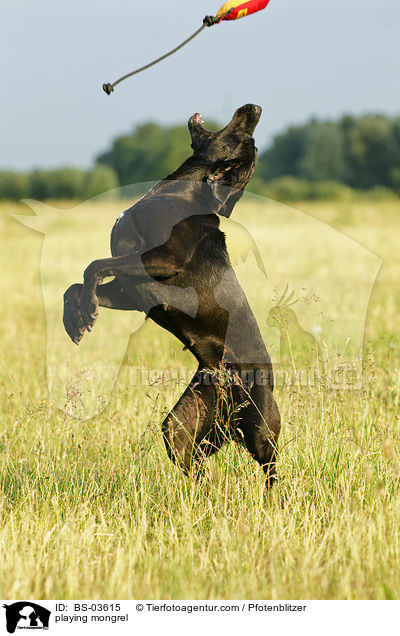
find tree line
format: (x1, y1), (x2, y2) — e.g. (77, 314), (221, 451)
(2, 114), (400, 201)
(0, 165), (119, 201)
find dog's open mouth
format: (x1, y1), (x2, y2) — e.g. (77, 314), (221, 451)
(192, 113), (204, 126)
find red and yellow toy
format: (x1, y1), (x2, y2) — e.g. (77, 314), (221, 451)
(103, 0), (273, 94)
(215, 0), (271, 22)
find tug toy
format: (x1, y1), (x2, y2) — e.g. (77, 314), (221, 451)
(102, 1), (272, 95)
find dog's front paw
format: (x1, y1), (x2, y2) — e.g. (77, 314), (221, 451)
(63, 284), (86, 345)
(79, 291), (99, 333)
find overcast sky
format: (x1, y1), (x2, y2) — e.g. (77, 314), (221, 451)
(2, 0), (400, 170)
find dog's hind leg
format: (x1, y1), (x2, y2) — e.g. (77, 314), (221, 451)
(162, 372), (224, 476)
(63, 278), (135, 344)
(237, 392), (281, 488)
(242, 426), (278, 488)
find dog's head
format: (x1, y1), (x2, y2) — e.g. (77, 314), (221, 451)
(188, 104), (262, 217)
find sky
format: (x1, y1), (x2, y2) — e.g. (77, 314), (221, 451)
(2, 0), (400, 170)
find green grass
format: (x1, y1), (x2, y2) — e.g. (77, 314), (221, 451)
(0, 196), (399, 599)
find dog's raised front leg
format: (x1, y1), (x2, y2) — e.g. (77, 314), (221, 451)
(77, 247), (191, 340)
(63, 278), (136, 344)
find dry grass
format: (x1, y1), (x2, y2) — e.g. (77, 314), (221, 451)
(0, 195), (399, 599)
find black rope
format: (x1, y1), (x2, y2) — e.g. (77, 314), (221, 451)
(103, 24), (207, 95)
(102, 12), (232, 95)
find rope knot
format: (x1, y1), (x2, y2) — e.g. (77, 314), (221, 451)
(102, 83), (114, 95)
(203, 15), (219, 26)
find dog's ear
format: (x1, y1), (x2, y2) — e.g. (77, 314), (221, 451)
(216, 189), (244, 218)
(205, 163), (243, 217)
(207, 149), (258, 216)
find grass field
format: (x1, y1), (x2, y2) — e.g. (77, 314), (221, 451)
(0, 194), (399, 600)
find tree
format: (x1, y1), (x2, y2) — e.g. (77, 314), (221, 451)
(96, 122), (190, 186)
(1, 114), (399, 201)
(83, 165), (119, 198)
(28, 167), (85, 199)
(341, 115), (397, 188)
(256, 123), (312, 181)
(257, 114), (400, 191)
(299, 123), (346, 182)
(49, 167), (86, 199)
(28, 170), (53, 200)
(0, 171), (29, 200)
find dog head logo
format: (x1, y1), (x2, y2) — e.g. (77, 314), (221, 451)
(15, 186), (381, 417)
(2, 602), (50, 633)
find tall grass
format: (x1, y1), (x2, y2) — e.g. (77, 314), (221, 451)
(0, 198), (399, 599)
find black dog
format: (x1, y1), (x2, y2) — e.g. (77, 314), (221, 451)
(63, 104), (280, 485)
